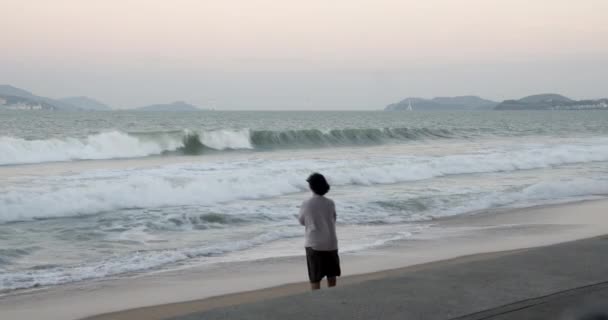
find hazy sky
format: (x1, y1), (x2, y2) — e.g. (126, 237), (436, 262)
(1, 0), (607, 110)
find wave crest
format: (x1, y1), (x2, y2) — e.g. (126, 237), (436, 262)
(0, 127), (456, 165)
(250, 128), (453, 148)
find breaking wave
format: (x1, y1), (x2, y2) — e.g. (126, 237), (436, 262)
(1, 177), (607, 292)
(0, 127), (457, 165)
(0, 228), (303, 292)
(3, 139), (608, 223)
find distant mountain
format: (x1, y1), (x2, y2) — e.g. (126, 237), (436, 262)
(432, 96), (499, 109)
(59, 96), (111, 110)
(385, 96), (498, 111)
(495, 94), (608, 110)
(517, 94), (573, 104)
(0, 85), (203, 112)
(134, 101), (200, 111)
(0, 85), (34, 98)
(0, 85), (80, 111)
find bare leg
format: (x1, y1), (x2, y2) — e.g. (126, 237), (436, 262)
(310, 282), (321, 290)
(327, 277), (337, 288)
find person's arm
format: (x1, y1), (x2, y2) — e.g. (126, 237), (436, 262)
(332, 200), (337, 222)
(298, 202), (306, 226)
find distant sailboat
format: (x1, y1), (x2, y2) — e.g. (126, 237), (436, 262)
(407, 99), (413, 111)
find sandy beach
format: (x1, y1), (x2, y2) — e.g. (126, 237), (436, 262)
(1, 199), (607, 320)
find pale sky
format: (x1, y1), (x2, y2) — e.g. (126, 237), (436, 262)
(1, 0), (607, 110)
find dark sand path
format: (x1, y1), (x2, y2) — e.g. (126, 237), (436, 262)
(168, 236), (608, 320)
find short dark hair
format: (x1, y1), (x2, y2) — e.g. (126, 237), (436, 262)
(307, 172), (330, 196)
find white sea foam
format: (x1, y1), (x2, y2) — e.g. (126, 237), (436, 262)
(2, 140), (608, 223)
(0, 129), (255, 165)
(198, 129), (253, 150)
(0, 227), (303, 292)
(0, 132), (183, 165)
(419, 178), (608, 220)
(2, 176), (606, 292)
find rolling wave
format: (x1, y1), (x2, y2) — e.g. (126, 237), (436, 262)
(3, 139), (608, 223)
(0, 127), (458, 165)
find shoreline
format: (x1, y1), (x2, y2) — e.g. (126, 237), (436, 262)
(2, 199), (608, 320)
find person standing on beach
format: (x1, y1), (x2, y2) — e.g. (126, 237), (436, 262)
(298, 173), (341, 290)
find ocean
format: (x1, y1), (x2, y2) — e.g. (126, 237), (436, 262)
(1, 110), (608, 294)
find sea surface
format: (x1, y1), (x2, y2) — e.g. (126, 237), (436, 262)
(1, 110), (608, 294)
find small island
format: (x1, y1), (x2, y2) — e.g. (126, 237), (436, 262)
(494, 94), (608, 110)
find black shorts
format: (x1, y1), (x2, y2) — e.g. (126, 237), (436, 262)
(305, 247), (341, 283)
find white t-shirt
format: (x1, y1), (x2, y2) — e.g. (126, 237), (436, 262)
(298, 194), (338, 251)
